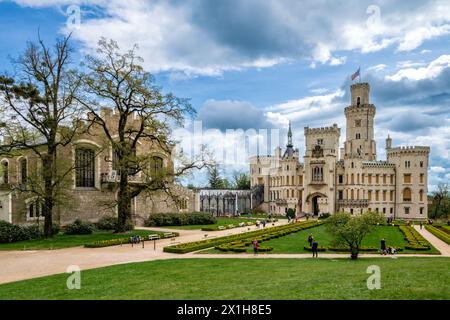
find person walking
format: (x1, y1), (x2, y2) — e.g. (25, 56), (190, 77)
(252, 239), (259, 256)
(420, 221), (423, 230)
(380, 238), (387, 255)
(308, 234), (313, 247)
(312, 240), (319, 258)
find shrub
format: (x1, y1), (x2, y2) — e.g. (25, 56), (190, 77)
(51, 224), (61, 235)
(96, 216), (117, 230)
(399, 226), (431, 250)
(319, 213), (331, 220)
(144, 212), (216, 227)
(0, 221), (41, 243)
(64, 219), (94, 235)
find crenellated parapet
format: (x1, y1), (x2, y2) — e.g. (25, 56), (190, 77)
(304, 123), (340, 135)
(387, 146), (430, 157)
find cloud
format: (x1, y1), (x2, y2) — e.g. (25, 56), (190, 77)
(10, 0), (450, 76)
(198, 100), (274, 131)
(387, 55), (450, 81)
(367, 64), (387, 72)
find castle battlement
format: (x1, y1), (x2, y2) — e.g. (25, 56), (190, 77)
(387, 146), (430, 156)
(304, 123), (340, 135)
(362, 161), (395, 168)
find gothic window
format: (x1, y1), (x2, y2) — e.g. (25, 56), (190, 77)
(151, 156), (164, 176)
(338, 175), (343, 184)
(357, 97), (361, 107)
(75, 148), (95, 188)
(420, 174), (424, 184)
(404, 207), (410, 214)
(28, 201), (41, 218)
(1, 160), (8, 184)
(338, 190), (343, 200)
(20, 158), (27, 185)
(419, 189), (424, 202)
(403, 188), (412, 202)
(420, 207), (424, 215)
(356, 133), (361, 139)
(317, 139), (323, 145)
(405, 160), (411, 168)
(312, 166), (323, 182)
(419, 161), (423, 168)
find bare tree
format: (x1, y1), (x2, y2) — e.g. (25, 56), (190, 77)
(77, 38), (209, 232)
(0, 34), (83, 237)
(432, 183), (449, 219)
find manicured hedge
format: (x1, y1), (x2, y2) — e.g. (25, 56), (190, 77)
(425, 225), (450, 245)
(164, 220), (323, 254)
(303, 246), (403, 252)
(399, 226), (431, 250)
(0, 221), (59, 243)
(144, 212), (216, 227)
(95, 216), (134, 231)
(84, 232), (179, 248)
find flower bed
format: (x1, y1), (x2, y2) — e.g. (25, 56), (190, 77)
(425, 225), (450, 245)
(164, 220), (323, 254)
(399, 226), (431, 250)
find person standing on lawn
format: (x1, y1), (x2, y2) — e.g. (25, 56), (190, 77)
(380, 238), (387, 255)
(252, 240), (260, 255)
(312, 240), (319, 258)
(308, 234), (314, 247)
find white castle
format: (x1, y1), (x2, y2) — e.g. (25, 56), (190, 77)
(250, 82), (430, 220)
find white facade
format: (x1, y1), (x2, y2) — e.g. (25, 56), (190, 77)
(250, 82), (430, 220)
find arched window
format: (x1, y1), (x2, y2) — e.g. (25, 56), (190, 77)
(19, 158), (27, 185)
(403, 188), (412, 202)
(357, 96), (361, 107)
(151, 156), (164, 176)
(1, 160), (8, 184)
(75, 148), (95, 188)
(419, 189), (424, 202)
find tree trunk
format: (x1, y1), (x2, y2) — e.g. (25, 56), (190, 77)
(117, 172), (131, 232)
(350, 246), (359, 260)
(42, 153), (54, 238)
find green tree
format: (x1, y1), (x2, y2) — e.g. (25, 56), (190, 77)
(430, 183), (449, 219)
(233, 171), (251, 189)
(208, 165), (224, 189)
(326, 211), (384, 259)
(0, 35), (83, 237)
(76, 38), (208, 232)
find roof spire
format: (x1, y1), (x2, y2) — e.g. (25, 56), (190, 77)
(287, 121), (293, 147)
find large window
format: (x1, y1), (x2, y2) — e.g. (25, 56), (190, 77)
(1, 161), (8, 184)
(312, 166), (323, 182)
(404, 174), (411, 183)
(150, 156), (163, 176)
(403, 188), (412, 202)
(20, 158), (27, 185)
(75, 148), (95, 188)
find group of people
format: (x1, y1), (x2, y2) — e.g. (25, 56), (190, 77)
(380, 238), (396, 255)
(255, 219), (267, 228)
(129, 235), (142, 244)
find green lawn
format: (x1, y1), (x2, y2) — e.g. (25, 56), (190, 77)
(200, 224), (439, 254)
(0, 229), (163, 251)
(163, 217), (258, 230)
(0, 257), (448, 299)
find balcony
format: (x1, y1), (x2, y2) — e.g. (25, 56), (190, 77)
(101, 171), (147, 184)
(338, 199), (369, 208)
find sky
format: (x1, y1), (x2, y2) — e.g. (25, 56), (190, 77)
(0, 0), (449, 190)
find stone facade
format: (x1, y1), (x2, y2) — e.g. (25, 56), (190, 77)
(0, 108), (195, 226)
(250, 82), (430, 220)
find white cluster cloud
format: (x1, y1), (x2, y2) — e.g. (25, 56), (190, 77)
(9, 0), (450, 76)
(386, 55), (450, 81)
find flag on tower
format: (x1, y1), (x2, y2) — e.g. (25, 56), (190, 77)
(351, 67), (360, 81)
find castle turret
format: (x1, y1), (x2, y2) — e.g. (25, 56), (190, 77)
(344, 82), (377, 160)
(386, 135), (392, 150)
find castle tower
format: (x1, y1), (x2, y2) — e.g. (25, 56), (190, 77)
(386, 135), (392, 150)
(344, 82), (377, 161)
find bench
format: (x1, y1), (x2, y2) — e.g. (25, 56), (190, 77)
(163, 232), (176, 238)
(148, 234), (160, 241)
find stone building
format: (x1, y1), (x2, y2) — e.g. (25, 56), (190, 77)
(250, 82), (430, 220)
(0, 108), (195, 226)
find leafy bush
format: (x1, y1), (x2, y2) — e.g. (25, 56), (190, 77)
(51, 224), (61, 235)
(96, 216), (117, 230)
(64, 219), (94, 235)
(319, 213), (331, 220)
(144, 212), (216, 227)
(0, 221), (41, 243)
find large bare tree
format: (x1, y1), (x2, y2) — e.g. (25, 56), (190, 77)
(0, 35), (83, 237)
(77, 38), (209, 232)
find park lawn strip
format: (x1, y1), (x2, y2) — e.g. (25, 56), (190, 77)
(0, 230), (164, 251)
(0, 257), (448, 300)
(199, 224), (439, 254)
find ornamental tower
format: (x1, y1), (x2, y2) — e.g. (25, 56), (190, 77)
(343, 82), (377, 161)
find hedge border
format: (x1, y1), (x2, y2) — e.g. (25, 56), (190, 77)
(425, 225), (450, 245)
